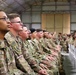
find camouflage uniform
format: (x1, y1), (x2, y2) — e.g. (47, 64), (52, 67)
(30, 39), (47, 61)
(5, 32), (36, 75)
(31, 38), (59, 75)
(39, 38), (59, 75)
(49, 39), (57, 48)
(72, 39), (76, 47)
(23, 39), (54, 75)
(22, 40), (42, 74)
(0, 40), (8, 75)
(45, 38), (59, 60)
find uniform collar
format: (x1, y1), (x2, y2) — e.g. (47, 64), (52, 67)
(0, 40), (6, 48)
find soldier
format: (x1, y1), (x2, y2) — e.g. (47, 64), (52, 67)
(0, 10), (11, 75)
(36, 29), (59, 75)
(5, 13), (35, 75)
(29, 28), (59, 75)
(18, 26), (48, 75)
(0, 10), (25, 75)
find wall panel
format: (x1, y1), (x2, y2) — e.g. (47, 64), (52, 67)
(46, 14), (54, 28)
(32, 12), (41, 22)
(43, 6), (55, 11)
(57, 6), (70, 10)
(63, 14), (70, 28)
(47, 28), (54, 32)
(71, 13), (76, 22)
(32, 24), (41, 29)
(63, 28), (70, 34)
(42, 13), (70, 34)
(55, 14), (63, 28)
(71, 24), (76, 30)
(42, 14), (46, 29)
(22, 12), (31, 23)
(63, 14), (70, 34)
(55, 28), (62, 33)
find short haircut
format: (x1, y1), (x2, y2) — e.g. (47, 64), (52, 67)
(0, 9), (3, 12)
(42, 29), (47, 32)
(8, 13), (20, 20)
(0, 10), (6, 13)
(36, 29), (43, 32)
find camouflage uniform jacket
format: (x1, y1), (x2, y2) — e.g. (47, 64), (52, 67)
(5, 32), (35, 75)
(30, 39), (47, 59)
(22, 40), (42, 73)
(49, 38), (57, 48)
(39, 38), (51, 54)
(0, 40), (8, 75)
(44, 38), (57, 50)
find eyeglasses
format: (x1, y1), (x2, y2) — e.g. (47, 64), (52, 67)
(11, 21), (22, 24)
(0, 17), (9, 21)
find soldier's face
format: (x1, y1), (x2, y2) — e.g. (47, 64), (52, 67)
(10, 17), (23, 31)
(32, 31), (37, 38)
(37, 31), (43, 38)
(0, 11), (10, 32)
(20, 27), (29, 39)
(44, 32), (49, 38)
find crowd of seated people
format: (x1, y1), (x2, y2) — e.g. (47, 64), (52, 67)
(1, 10), (76, 75)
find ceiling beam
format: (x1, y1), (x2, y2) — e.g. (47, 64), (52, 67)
(14, 0), (26, 10)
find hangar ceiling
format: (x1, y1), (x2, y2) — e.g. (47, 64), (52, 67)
(0, 0), (76, 13)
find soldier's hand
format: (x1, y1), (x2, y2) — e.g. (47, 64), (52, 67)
(56, 45), (61, 51)
(40, 60), (51, 67)
(29, 59), (37, 65)
(47, 55), (55, 61)
(51, 50), (58, 56)
(39, 63), (48, 69)
(38, 68), (48, 75)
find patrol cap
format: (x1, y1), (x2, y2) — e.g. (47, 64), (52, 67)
(30, 28), (36, 33)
